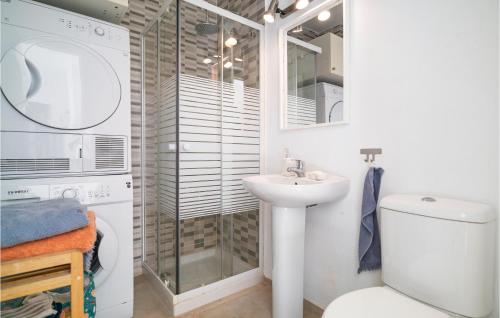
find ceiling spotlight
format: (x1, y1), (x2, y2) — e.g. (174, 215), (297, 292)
(225, 29), (238, 47)
(224, 61), (233, 68)
(295, 0), (309, 10)
(263, 12), (275, 23)
(291, 25), (303, 33)
(203, 58), (212, 64)
(263, 0), (279, 23)
(225, 36), (237, 47)
(318, 10), (331, 21)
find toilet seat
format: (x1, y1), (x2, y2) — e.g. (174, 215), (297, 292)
(322, 287), (450, 318)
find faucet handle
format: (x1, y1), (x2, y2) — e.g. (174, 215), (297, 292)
(286, 159), (305, 177)
(294, 159), (304, 169)
(288, 159), (304, 170)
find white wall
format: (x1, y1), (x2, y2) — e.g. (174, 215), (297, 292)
(264, 0), (499, 314)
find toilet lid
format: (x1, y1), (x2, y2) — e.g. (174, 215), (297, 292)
(322, 287), (450, 318)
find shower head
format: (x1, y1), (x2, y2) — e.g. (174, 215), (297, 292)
(196, 10), (218, 35)
(196, 22), (218, 35)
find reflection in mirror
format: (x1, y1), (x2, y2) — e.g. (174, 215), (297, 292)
(285, 1), (344, 128)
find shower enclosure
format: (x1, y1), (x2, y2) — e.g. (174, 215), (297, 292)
(140, 0), (263, 299)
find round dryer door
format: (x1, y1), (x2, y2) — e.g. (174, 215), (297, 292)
(0, 38), (121, 130)
(90, 217), (119, 287)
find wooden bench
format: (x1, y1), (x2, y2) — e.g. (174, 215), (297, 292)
(1, 249), (84, 318)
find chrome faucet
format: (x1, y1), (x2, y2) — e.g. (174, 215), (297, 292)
(287, 159), (305, 177)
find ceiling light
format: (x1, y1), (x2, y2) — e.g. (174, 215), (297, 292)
(318, 10), (331, 21)
(225, 36), (237, 47)
(203, 58), (212, 64)
(263, 12), (275, 23)
(235, 57), (243, 62)
(291, 25), (303, 33)
(263, 0), (279, 23)
(295, 0), (309, 10)
(224, 61), (233, 68)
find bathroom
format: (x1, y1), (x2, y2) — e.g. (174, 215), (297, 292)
(0, 0), (498, 317)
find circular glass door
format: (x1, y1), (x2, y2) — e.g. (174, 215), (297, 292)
(0, 38), (121, 130)
(91, 217), (119, 287)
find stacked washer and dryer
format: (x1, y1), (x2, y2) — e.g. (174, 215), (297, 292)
(0, 0), (133, 317)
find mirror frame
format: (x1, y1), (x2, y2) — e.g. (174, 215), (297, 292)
(278, 0), (350, 130)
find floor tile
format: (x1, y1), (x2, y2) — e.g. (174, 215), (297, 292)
(133, 276), (323, 318)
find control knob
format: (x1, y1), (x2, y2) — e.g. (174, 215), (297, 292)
(62, 188), (78, 199)
(94, 27), (105, 36)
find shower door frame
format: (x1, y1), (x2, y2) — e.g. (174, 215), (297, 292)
(140, 0), (267, 308)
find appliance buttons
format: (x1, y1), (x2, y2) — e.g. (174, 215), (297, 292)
(94, 27), (105, 36)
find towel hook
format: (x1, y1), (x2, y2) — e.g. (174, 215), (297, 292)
(360, 148), (382, 164)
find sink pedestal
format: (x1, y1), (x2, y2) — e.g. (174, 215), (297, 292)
(272, 206), (306, 318)
(242, 174), (350, 318)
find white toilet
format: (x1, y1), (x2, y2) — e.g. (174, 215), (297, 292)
(323, 194), (496, 318)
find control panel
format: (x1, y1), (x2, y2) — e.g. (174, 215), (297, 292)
(50, 182), (114, 204)
(55, 17), (124, 42)
(1, 175), (133, 205)
(1, 0), (129, 52)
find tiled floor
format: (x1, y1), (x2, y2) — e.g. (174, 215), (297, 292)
(134, 275), (323, 318)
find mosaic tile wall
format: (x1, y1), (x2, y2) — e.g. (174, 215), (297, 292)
(231, 210), (259, 268)
(121, 0), (264, 277)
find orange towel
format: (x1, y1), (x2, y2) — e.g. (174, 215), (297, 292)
(1, 211), (96, 262)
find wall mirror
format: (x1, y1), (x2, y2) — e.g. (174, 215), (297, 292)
(280, 0), (348, 129)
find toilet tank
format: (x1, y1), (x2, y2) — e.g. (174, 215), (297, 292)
(380, 194), (496, 318)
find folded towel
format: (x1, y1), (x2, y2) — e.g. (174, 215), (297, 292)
(1, 198), (88, 248)
(1, 293), (57, 318)
(1, 211), (96, 267)
(358, 167), (384, 273)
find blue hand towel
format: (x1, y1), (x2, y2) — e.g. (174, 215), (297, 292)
(1, 198), (88, 248)
(358, 167), (384, 273)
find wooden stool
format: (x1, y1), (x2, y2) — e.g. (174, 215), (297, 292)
(1, 249), (84, 318)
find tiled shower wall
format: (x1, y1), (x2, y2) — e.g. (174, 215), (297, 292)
(121, 0), (264, 276)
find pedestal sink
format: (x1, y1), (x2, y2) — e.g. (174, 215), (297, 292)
(243, 174), (349, 318)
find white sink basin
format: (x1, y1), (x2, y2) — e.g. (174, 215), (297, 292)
(243, 174), (349, 208)
(242, 173), (350, 318)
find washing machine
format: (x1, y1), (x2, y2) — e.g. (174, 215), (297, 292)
(1, 174), (134, 317)
(0, 0), (131, 179)
(317, 82), (343, 123)
(296, 82), (344, 124)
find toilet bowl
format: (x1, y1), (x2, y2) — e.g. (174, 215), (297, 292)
(322, 287), (450, 318)
(322, 194), (495, 318)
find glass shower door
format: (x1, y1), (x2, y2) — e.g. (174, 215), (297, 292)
(177, 1), (260, 293)
(176, 1), (223, 292)
(142, 0), (179, 294)
(219, 17), (260, 279)
(142, 0), (261, 295)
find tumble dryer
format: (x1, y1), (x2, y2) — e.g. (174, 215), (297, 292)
(0, 0), (131, 178)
